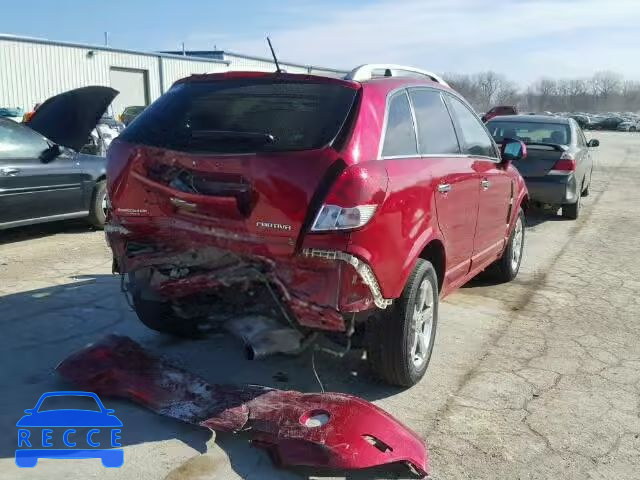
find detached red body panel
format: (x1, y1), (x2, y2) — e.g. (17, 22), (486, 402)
(56, 335), (429, 477)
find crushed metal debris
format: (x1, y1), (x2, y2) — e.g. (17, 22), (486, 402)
(56, 335), (429, 477)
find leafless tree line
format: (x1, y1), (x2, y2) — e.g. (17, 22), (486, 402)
(443, 71), (640, 114)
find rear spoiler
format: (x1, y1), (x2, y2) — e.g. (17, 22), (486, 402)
(523, 142), (569, 152)
(497, 141), (568, 152)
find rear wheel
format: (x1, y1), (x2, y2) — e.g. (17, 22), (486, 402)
(562, 184), (582, 220)
(88, 180), (107, 229)
(492, 208), (525, 282)
(366, 259), (438, 387)
(128, 273), (204, 338)
(582, 170), (592, 197)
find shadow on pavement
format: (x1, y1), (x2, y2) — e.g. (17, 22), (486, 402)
(524, 205), (569, 227)
(0, 220), (98, 246)
(0, 275), (411, 479)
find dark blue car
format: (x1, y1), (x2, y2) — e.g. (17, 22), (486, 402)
(16, 391), (123, 468)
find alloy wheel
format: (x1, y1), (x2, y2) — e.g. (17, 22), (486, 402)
(511, 216), (524, 271)
(410, 278), (435, 368)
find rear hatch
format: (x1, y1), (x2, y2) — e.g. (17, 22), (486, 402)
(487, 119), (570, 177)
(109, 75), (359, 255)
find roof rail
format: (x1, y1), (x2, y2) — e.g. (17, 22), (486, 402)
(344, 64), (449, 86)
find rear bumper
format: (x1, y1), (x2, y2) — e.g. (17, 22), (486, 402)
(106, 217), (389, 332)
(523, 174), (579, 205)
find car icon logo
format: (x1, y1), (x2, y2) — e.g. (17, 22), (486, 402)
(16, 391), (124, 468)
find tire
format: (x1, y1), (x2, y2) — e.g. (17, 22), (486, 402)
(492, 208), (525, 283)
(88, 180), (107, 229)
(129, 273), (204, 338)
(582, 171), (592, 197)
(562, 186), (582, 220)
(366, 259), (438, 387)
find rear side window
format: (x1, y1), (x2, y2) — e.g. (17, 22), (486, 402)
(120, 79), (358, 154)
(409, 89), (459, 155)
(382, 92), (417, 157)
(487, 121), (572, 146)
(447, 96), (497, 158)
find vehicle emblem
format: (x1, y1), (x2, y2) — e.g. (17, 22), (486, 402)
(256, 221), (292, 231)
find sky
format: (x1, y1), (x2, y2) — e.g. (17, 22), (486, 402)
(2, 0), (640, 84)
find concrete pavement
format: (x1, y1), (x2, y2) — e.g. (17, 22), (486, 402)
(0, 132), (637, 479)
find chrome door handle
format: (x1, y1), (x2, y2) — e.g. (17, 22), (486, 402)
(438, 183), (452, 193)
(481, 179), (490, 190)
(0, 167), (20, 176)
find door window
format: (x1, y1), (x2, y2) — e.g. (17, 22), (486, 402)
(447, 96), (497, 158)
(577, 124), (588, 147)
(409, 89), (460, 155)
(381, 91), (418, 157)
(0, 120), (49, 160)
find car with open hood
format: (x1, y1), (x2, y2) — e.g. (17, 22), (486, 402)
(105, 65), (528, 387)
(0, 86), (118, 231)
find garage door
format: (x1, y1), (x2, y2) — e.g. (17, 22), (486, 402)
(109, 68), (150, 118)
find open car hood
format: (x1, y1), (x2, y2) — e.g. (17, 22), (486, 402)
(26, 86), (118, 151)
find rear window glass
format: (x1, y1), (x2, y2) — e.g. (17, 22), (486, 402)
(120, 79), (358, 154)
(487, 121), (572, 145)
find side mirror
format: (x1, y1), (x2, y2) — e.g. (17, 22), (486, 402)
(500, 138), (527, 165)
(588, 139), (599, 148)
(40, 144), (62, 164)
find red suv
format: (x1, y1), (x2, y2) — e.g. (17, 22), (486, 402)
(481, 105), (519, 123)
(105, 65), (528, 387)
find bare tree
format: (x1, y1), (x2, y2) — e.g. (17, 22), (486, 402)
(474, 71), (503, 111)
(591, 71), (623, 100)
(494, 79), (520, 106)
(532, 78), (557, 111)
(443, 73), (482, 107)
(621, 80), (640, 108)
(445, 71), (640, 114)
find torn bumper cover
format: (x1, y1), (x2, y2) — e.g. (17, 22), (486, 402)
(57, 335), (428, 477)
(107, 222), (392, 332)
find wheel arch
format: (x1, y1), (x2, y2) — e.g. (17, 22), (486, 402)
(418, 239), (446, 293)
(390, 226), (447, 299)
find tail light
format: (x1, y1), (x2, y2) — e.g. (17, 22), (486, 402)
(311, 164), (388, 232)
(548, 153), (576, 175)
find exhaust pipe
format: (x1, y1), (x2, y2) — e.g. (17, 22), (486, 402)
(225, 316), (305, 360)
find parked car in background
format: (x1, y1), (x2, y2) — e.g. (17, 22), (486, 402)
(591, 116), (624, 130)
(106, 65), (529, 387)
(486, 115), (596, 220)
(481, 105), (518, 122)
(617, 119), (639, 132)
(0, 107), (25, 123)
(99, 113), (125, 132)
(0, 86), (118, 231)
(569, 114), (591, 129)
(119, 105), (146, 126)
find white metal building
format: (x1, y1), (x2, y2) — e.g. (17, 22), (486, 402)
(0, 35), (347, 118)
(0, 35), (230, 116)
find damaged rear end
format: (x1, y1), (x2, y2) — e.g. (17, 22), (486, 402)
(106, 72), (389, 337)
